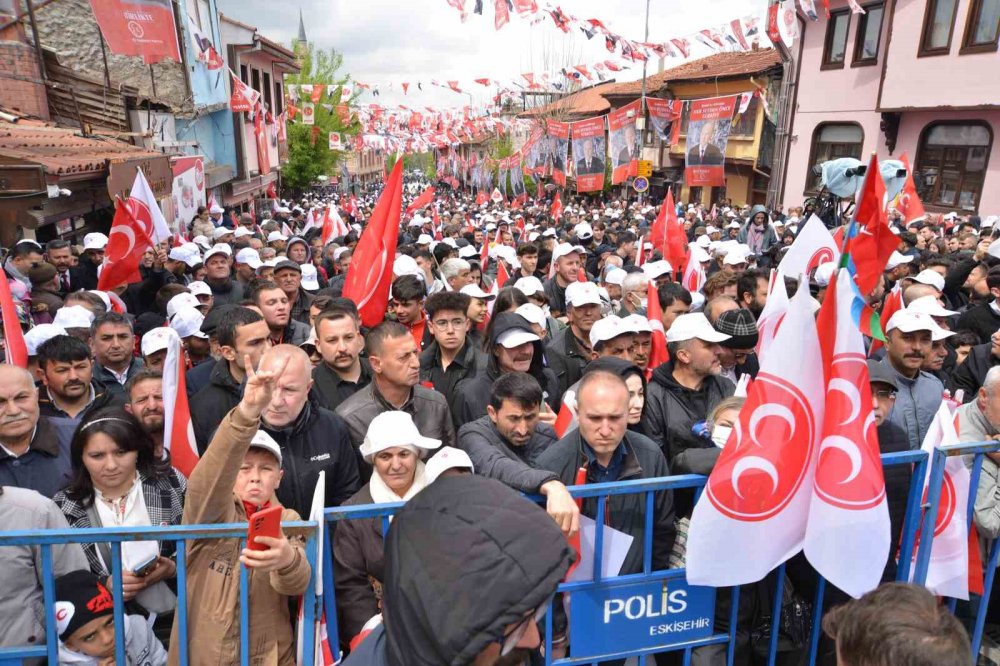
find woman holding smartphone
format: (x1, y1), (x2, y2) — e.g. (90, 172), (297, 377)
(53, 406), (186, 627)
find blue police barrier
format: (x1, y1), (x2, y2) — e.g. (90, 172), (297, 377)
(0, 521), (320, 666)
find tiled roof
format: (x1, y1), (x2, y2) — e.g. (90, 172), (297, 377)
(0, 120), (162, 179)
(606, 49), (782, 96)
(520, 81), (617, 119)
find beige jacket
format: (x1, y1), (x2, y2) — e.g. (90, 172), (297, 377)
(168, 407), (311, 666)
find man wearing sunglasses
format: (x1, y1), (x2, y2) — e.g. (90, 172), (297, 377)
(343, 474), (574, 666)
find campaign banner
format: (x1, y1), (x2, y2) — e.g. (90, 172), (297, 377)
(88, 0), (181, 64)
(329, 132), (342, 150)
(547, 119), (570, 187)
(509, 153), (526, 200)
(569, 577), (716, 659)
(608, 99), (641, 186)
(301, 102), (315, 126)
(571, 115), (607, 193)
(684, 95), (737, 187)
(499, 157), (510, 198)
(646, 97), (682, 142)
(166, 156), (206, 234)
(230, 70), (261, 113)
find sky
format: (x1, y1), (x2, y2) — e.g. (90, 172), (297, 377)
(216, 0), (765, 109)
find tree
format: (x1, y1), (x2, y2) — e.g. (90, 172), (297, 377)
(282, 43), (360, 190)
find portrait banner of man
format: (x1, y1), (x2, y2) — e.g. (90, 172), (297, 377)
(509, 154), (526, 199)
(547, 119), (570, 187)
(608, 99), (642, 185)
(571, 115), (607, 193)
(646, 97), (682, 142)
(685, 95), (738, 187)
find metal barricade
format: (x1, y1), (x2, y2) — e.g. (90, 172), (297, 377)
(0, 521), (321, 666)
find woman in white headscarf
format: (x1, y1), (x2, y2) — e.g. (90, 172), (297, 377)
(332, 411), (440, 648)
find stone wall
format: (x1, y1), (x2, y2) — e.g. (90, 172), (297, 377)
(0, 40), (49, 119)
(33, 0), (191, 112)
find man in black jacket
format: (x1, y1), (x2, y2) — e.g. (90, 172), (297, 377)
(452, 312), (561, 427)
(546, 280), (603, 396)
(69, 233), (107, 291)
(36, 335), (120, 423)
(643, 312), (735, 464)
(537, 370), (676, 575)
(191, 307), (271, 452)
(420, 291), (487, 413)
(956, 265), (1000, 344)
(312, 306), (372, 412)
(202, 244), (245, 306)
(458, 372), (578, 534)
(256, 345), (360, 515)
(950, 334), (1000, 403)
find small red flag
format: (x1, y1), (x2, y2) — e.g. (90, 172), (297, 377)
(97, 197), (156, 292)
(550, 191), (563, 221)
(848, 153), (897, 296)
(645, 280), (669, 375)
(405, 185), (436, 215)
(0, 275), (27, 368)
(163, 331), (199, 478)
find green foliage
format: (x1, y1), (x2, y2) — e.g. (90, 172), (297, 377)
(281, 42), (360, 190)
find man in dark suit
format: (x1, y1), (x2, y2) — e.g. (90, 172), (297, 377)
(575, 138), (605, 175)
(687, 119), (725, 166)
(615, 124), (639, 167)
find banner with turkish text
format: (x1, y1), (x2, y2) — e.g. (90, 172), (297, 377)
(547, 119), (570, 187)
(646, 97), (681, 142)
(166, 156), (206, 234)
(88, 0), (180, 64)
(608, 100), (641, 185)
(685, 95), (737, 187)
(230, 70), (261, 112)
(571, 115), (607, 193)
(301, 102), (315, 125)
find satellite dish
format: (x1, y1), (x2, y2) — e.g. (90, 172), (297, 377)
(821, 158), (865, 198)
(879, 159), (907, 201)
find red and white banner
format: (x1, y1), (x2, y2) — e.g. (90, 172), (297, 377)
(253, 105), (271, 174)
(328, 132), (342, 150)
(185, 12), (223, 69)
(646, 97), (681, 142)
(162, 329), (199, 478)
(547, 119), (570, 187)
(0, 275), (27, 368)
(806, 268), (890, 598)
(684, 95), (737, 187)
(608, 99), (641, 185)
(571, 116), (607, 193)
(88, 0), (180, 64)
(230, 70), (261, 112)
(166, 156), (206, 235)
(776, 214), (840, 281)
(687, 283), (825, 587)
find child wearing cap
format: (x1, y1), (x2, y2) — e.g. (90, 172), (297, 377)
(54, 569), (167, 665)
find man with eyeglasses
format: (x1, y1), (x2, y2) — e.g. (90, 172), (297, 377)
(420, 291), (487, 413)
(342, 474), (573, 666)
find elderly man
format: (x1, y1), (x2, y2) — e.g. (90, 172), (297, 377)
(544, 243), (584, 317)
(880, 309), (947, 450)
(312, 305), (372, 412)
(274, 259), (315, 326)
(643, 313), (735, 466)
(537, 370), (676, 574)
(714, 308), (760, 383)
(440, 258), (473, 292)
(336, 321), (456, 479)
(458, 372), (578, 533)
(202, 243), (244, 305)
(0, 365), (73, 497)
(546, 281), (603, 396)
(90, 312), (143, 394)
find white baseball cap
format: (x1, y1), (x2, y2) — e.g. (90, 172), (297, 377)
(204, 243), (233, 262)
(24, 323), (67, 356)
(496, 327), (540, 349)
(235, 248), (262, 269)
(885, 309), (939, 334)
(83, 233), (108, 251)
(212, 226), (234, 239)
(267, 230), (288, 243)
(907, 295), (958, 318)
(52, 305), (95, 329)
(552, 243), (586, 263)
(192, 235), (212, 250)
(565, 281), (602, 308)
(209, 204), (225, 214)
(233, 227), (254, 239)
(187, 281), (212, 297)
(300, 263), (320, 291)
(542, 228), (557, 238)
(666, 313), (732, 343)
(514, 276), (545, 296)
(723, 249), (749, 266)
(359, 411), (441, 463)
(458, 245), (478, 259)
(249, 429), (282, 466)
(574, 222), (594, 240)
(642, 260), (673, 280)
(167, 292), (202, 318)
(911, 269), (945, 292)
(424, 446), (474, 483)
(621, 313), (652, 334)
(589, 316), (631, 348)
(695, 235), (712, 249)
(140, 326), (176, 357)
(170, 306), (209, 339)
(604, 267), (628, 286)
(885, 251), (915, 270)
(417, 234), (434, 245)
(514, 303), (546, 327)
(460, 284), (495, 301)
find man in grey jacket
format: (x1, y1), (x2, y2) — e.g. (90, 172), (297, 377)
(0, 486), (88, 657)
(458, 372), (579, 535)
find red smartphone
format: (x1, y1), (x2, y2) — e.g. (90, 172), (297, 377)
(247, 505), (283, 551)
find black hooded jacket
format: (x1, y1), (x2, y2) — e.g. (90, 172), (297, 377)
(642, 360), (735, 464)
(452, 312), (561, 426)
(261, 393), (361, 517)
(190, 358), (243, 452)
(342, 475), (574, 666)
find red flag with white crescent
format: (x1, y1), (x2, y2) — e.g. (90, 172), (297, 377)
(0, 275), (27, 368)
(645, 280), (669, 375)
(553, 390), (577, 438)
(405, 185), (436, 216)
(97, 197), (156, 291)
(342, 160), (404, 327)
(550, 191), (563, 222)
(755, 270), (789, 359)
(895, 152), (927, 225)
(162, 329), (199, 478)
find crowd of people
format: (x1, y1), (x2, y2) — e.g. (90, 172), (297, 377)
(0, 172), (985, 665)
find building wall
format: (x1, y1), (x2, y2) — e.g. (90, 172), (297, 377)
(0, 40), (48, 119)
(881, 0), (1000, 110)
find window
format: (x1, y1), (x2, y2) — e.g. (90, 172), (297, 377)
(962, 0), (1000, 53)
(262, 72), (272, 113)
(239, 65), (248, 85)
(919, 0), (959, 56)
(852, 2), (885, 65)
(822, 10), (851, 69)
(914, 122), (993, 211)
(251, 68), (261, 96)
(806, 123), (864, 192)
(731, 97), (759, 137)
(273, 80), (283, 115)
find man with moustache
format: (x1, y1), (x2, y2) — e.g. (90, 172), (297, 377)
(36, 335), (118, 423)
(124, 369), (167, 459)
(312, 305), (372, 412)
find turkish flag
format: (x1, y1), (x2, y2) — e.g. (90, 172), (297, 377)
(0, 275), (27, 368)
(321, 207), (349, 246)
(254, 104), (270, 174)
(97, 197), (156, 291)
(687, 283), (825, 587)
(649, 190), (688, 276)
(550, 191), (563, 221)
(553, 390), (578, 438)
(342, 160), (403, 327)
(755, 270), (789, 359)
(806, 269), (890, 598)
(494, 0), (510, 29)
(161, 330), (199, 478)
(644, 280), (669, 375)
(848, 153), (897, 296)
(405, 185), (436, 215)
(681, 252), (706, 294)
(895, 152), (927, 225)
(230, 70), (261, 112)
